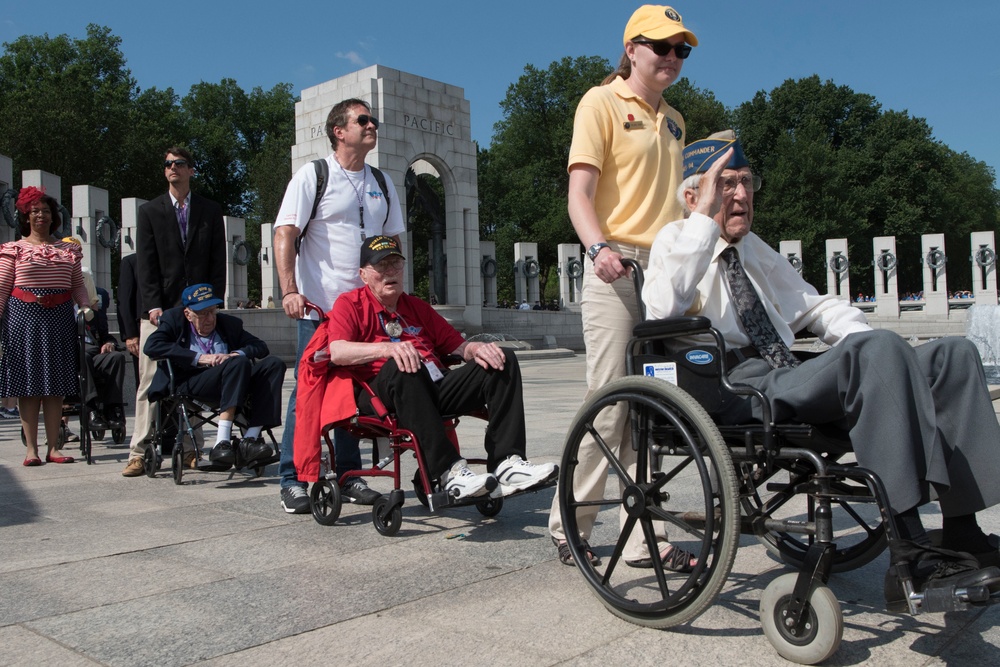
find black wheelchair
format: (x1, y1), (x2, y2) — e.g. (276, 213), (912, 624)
(557, 259), (997, 664)
(143, 358), (280, 485)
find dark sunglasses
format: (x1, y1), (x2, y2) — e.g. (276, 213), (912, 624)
(632, 39), (692, 59)
(164, 159), (190, 169)
(356, 114), (380, 129)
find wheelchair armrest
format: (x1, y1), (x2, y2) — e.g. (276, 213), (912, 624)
(632, 315), (713, 339)
(356, 380), (390, 420)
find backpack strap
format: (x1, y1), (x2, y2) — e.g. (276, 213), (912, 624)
(369, 166), (391, 226)
(295, 158), (329, 254)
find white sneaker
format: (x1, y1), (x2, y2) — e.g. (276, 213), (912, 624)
(442, 459), (496, 500)
(494, 455), (557, 497)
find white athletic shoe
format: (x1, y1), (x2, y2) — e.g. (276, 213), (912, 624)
(442, 459), (496, 500)
(493, 455), (557, 497)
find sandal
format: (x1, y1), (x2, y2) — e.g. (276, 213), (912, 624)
(626, 544), (697, 572)
(553, 537), (601, 566)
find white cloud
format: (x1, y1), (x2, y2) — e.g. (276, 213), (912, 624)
(336, 51), (366, 67)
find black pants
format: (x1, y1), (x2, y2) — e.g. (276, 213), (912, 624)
(85, 343), (127, 409)
(179, 355), (286, 428)
(364, 348), (526, 480)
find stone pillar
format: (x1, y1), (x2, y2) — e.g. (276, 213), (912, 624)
(260, 222), (280, 306)
(479, 240), (497, 307)
(970, 231), (997, 306)
(825, 238), (850, 300)
(0, 154), (14, 245)
(514, 242), (540, 308)
(71, 185), (112, 293)
(872, 236), (899, 318)
(921, 233), (948, 317)
(778, 240), (803, 276)
(224, 216), (249, 308)
(557, 243), (583, 308)
(119, 198), (147, 255)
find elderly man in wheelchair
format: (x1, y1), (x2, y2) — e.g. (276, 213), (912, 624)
(637, 130), (1000, 613)
(141, 283), (285, 472)
(298, 235), (556, 503)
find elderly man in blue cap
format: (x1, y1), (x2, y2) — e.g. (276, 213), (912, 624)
(642, 130), (1000, 610)
(143, 283), (286, 470)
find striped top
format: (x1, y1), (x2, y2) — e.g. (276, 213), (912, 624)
(0, 239), (89, 319)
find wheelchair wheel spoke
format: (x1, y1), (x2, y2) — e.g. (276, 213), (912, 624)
(647, 505), (707, 543)
(584, 420), (635, 486)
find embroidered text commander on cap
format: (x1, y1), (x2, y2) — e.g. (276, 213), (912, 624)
(623, 5), (699, 47)
(682, 129), (750, 179)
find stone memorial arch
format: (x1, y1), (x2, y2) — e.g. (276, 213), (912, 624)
(288, 65), (482, 330)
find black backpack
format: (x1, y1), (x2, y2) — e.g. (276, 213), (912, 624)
(295, 158), (391, 253)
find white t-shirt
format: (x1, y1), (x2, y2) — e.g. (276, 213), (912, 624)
(274, 155), (405, 314)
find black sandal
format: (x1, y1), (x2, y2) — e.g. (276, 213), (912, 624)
(554, 537), (601, 566)
(626, 544), (697, 572)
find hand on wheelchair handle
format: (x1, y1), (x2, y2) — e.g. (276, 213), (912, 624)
(593, 249), (628, 284)
(283, 293), (307, 319)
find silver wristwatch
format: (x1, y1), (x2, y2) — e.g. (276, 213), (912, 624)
(587, 242), (610, 261)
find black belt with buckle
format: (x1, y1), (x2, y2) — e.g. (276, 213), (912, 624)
(725, 345), (761, 368)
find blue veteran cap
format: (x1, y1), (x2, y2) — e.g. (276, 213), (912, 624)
(682, 130), (750, 180)
(182, 283), (223, 311)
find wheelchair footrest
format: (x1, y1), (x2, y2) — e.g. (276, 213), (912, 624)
(920, 584), (990, 613)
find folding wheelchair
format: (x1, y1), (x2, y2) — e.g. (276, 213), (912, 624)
(303, 303), (555, 536)
(557, 259), (997, 664)
(143, 358), (279, 485)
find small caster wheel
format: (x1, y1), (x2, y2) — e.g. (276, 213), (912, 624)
(372, 496), (402, 536)
(172, 447), (184, 485)
(476, 495), (503, 517)
(760, 573), (843, 665)
(93, 429), (106, 441)
(112, 426), (126, 444)
(310, 480), (342, 526)
(143, 446), (159, 478)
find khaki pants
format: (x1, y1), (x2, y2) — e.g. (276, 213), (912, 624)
(547, 242), (667, 560)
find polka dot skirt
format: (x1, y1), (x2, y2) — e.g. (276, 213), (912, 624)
(1, 287), (79, 397)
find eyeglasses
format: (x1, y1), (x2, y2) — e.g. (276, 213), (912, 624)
(164, 159), (190, 169)
(370, 256), (404, 273)
(27, 208), (51, 218)
(632, 39), (692, 59)
(356, 114), (380, 129)
(693, 173), (762, 196)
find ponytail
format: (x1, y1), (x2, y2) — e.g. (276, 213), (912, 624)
(601, 51), (631, 85)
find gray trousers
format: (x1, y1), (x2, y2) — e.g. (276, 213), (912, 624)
(722, 330), (1000, 518)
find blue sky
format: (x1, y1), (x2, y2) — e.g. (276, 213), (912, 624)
(3, 1), (999, 178)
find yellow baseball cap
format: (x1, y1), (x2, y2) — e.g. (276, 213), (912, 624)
(624, 5), (698, 47)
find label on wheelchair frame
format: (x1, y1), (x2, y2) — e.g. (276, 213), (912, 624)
(643, 361), (678, 385)
(685, 350), (714, 365)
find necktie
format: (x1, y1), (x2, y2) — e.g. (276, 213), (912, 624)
(721, 246), (800, 369)
(177, 201), (188, 241)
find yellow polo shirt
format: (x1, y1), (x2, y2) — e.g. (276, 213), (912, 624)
(568, 76), (686, 248)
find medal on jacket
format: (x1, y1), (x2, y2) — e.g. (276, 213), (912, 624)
(384, 319), (403, 339)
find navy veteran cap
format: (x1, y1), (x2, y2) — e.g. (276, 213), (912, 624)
(682, 129), (750, 180)
(182, 283), (223, 311)
(360, 235), (405, 267)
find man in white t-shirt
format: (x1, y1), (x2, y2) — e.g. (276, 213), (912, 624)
(273, 98), (405, 513)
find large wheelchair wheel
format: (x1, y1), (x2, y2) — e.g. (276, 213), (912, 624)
(760, 573), (843, 664)
(746, 467), (887, 573)
(559, 376), (740, 629)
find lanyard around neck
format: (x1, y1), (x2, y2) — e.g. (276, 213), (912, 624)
(337, 161), (367, 238)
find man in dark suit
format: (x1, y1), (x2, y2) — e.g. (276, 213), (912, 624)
(123, 146), (228, 477)
(84, 287), (127, 429)
(117, 253), (142, 385)
(144, 283), (285, 470)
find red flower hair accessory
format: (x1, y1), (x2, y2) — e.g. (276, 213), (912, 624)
(15, 186), (46, 214)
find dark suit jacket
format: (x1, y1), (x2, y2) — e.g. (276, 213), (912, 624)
(88, 288), (119, 348)
(136, 192), (226, 316)
(144, 307), (269, 401)
(117, 253), (142, 341)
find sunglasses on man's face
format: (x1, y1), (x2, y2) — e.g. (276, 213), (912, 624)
(356, 114), (380, 129)
(164, 159), (190, 169)
(632, 39), (692, 59)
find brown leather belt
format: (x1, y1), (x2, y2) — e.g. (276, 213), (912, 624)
(12, 287), (72, 308)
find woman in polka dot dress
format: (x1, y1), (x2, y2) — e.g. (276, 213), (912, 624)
(0, 187), (91, 466)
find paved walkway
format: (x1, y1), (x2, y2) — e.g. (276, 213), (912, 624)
(2, 354), (999, 666)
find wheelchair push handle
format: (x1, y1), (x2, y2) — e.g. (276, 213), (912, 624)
(302, 300), (327, 322)
(620, 258), (646, 320)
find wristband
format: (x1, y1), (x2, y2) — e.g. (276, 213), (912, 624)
(281, 291), (299, 300)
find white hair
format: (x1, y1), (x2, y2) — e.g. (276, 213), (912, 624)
(676, 174), (702, 215)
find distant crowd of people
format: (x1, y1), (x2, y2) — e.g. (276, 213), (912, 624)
(492, 299), (562, 311)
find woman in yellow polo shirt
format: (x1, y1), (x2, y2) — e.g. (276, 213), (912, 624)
(549, 5), (697, 571)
